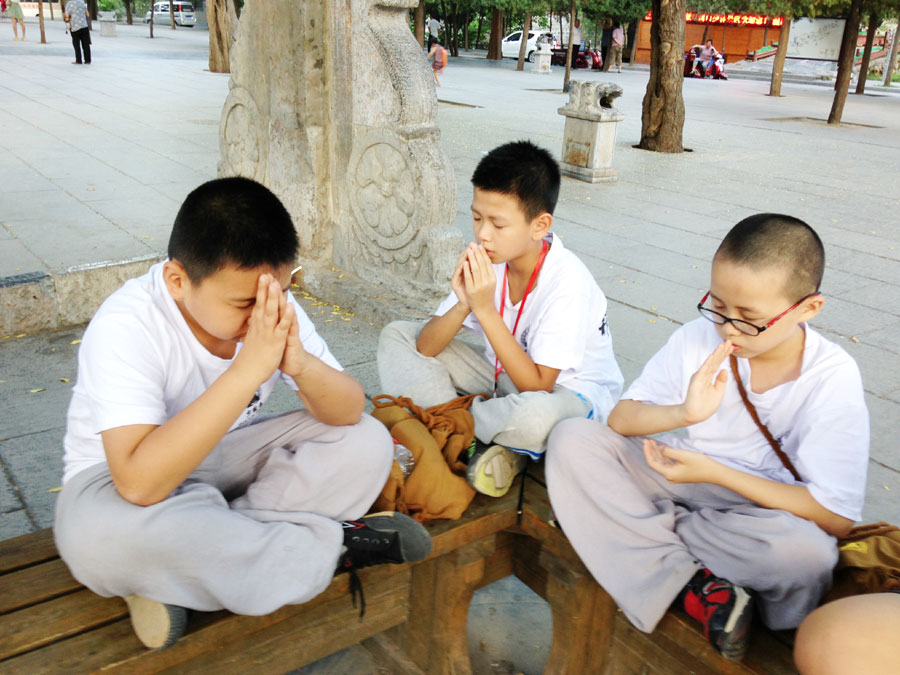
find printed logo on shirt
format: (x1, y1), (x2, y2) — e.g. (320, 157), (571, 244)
(234, 389), (263, 429)
(519, 326), (531, 351)
(599, 314), (608, 336)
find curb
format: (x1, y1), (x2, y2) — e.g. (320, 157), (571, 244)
(0, 256), (162, 336)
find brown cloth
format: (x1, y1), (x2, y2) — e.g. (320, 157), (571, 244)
(825, 522), (900, 602)
(369, 394), (482, 522)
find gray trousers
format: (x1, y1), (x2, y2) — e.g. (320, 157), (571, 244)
(546, 418), (837, 631)
(377, 320), (590, 457)
(54, 411), (393, 615)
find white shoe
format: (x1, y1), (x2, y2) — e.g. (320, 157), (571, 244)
(125, 595), (188, 649)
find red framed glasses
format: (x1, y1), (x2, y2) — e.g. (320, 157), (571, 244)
(697, 291), (821, 336)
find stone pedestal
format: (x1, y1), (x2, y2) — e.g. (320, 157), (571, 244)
(98, 11), (117, 36)
(533, 43), (552, 73)
(218, 0), (462, 318)
(557, 81), (624, 183)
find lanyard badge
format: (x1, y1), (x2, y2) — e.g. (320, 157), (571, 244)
(493, 239), (549, 398)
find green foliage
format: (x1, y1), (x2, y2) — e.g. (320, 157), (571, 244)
(98, 0), (125, 18)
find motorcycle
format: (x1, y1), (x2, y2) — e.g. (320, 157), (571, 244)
(684, 47), (728, 80)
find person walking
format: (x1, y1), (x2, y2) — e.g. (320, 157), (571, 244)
(64, 0), (91, 65)
(8, 1), (25, 40)
(610, 23), (624, 73)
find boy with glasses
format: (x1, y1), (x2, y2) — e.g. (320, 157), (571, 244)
(547, 213), (869, 661)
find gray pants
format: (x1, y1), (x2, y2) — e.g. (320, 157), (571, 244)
(54, 411), (393, 615)
(546, 418), (837, 631)
(377, 320), (590, 457)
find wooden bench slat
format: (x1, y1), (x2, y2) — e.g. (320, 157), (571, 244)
(0, 529), (57, 574)
(0, 559), (81, 615)
(0, 589), (126, 661)
(157, 569), (410, 674)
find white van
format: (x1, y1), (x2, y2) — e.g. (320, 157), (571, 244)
(144, 2), (196, 27)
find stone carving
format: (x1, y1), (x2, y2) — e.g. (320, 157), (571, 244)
(218, 0), (461, 315)
(558, 81), (624, 122)
(558, 80), (625, 183)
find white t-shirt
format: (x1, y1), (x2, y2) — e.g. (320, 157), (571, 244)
(624, 318), (869, 521)
(62, 262), (341, 483)
(428, 18), (441, 37)
(435, 234), (624, 421)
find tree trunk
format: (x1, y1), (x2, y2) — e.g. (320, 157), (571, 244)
(487, 8), (503, 60)
(475, 13), (483, 50)
(516, 11), (532, 71)
(627, 19), (639, 66)
(125, 0), (132, 24)
(169, 0), (176, 29)
(208, 0), (238, 73)
(828, 0), (863, 124)
(414, 0), (424, 49)
(855, 12), (880, 94)
(563, 0), (575, 91)
(149, 1), (154, 38)
(88, 0), (97, 20)
(769, 17), (791, 96)
(834, 13), (854, 91)
(37, 0), (47, 43)
(49, 0), (53, 20)
(464, 11), (469, 50)
(639, 0), (686, 152)
(884, 25), (899, 86)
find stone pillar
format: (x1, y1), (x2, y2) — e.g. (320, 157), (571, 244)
(533, 41), (552, 73)
(557, 81), (624, 183)
(218, 0), (462, 320)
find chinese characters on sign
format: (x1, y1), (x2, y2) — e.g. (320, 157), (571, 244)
(643, 12), (784, 27)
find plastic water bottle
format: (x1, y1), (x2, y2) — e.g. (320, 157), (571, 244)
(393, 440), (415, 478)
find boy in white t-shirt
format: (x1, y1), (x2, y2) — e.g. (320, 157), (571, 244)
(55, 177), (431, 650)
(547, 214), (869, 661)
(378, 141), (624, 497)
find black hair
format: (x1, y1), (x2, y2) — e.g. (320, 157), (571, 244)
(471, 141), (561, 221)
(715, 213), (825, 300)
(168, 177), (299, 283)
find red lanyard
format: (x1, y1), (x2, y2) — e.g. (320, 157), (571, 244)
(493, 239), (549, 397)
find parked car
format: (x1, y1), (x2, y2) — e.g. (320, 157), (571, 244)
(144, 2), (196, 27)
(500, 30), (558, 62)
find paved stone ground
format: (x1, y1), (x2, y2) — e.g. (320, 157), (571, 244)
(1, 19), (899, 674)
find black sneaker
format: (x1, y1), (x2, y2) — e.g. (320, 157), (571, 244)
(678, 568), (753, 661)
(337, 512), (433, 617)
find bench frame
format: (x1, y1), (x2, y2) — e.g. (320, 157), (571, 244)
(0, 471), (797, 673)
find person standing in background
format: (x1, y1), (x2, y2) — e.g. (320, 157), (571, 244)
(8, 0), (25, 40)
(610, 23), (625, 73)
(65, 0), (91, 65)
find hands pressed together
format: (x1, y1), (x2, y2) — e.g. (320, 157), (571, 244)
(451, 242), (497, 317)
(234, 274), (312, 386)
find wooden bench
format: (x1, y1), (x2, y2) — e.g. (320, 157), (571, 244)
(0, 472), (799, 673)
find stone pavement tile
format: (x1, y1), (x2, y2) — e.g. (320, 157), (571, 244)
(854, 325), (900, 353)
(822, 268), (885, 298)
(0, 239), (46, 276)
(862, 461), (900, 525)
(0, 461), (25, 513)
(829, 251), (900, 287)
(840, 339), (900, 400)
(614, 221), (721, 260)
(0, 508), (34, 539)
(598, 244), (710, 289)
(0, 328), (82, 441)
(8, 217), (153, 272)
(809, 297), (899, 339)
(593, 268), (699, 327)
(866, 395), (900, 470)
(603, 303), (679, 385)
(467, 575), (551, 674)
(346, 361), (381, 401)
(1, 427), (65, 530)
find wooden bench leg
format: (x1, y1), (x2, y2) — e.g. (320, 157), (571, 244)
(513, 536), (617, 674)
(388, 533), (513, 675)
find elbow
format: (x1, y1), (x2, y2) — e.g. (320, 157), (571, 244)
(114, 482), (165, 507)
(607, 405), (627, 434)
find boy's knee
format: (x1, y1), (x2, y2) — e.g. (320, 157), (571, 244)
(767, 521), (837, 584)
(346, 413), (394, 473)
(378, 320), (419, 353)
